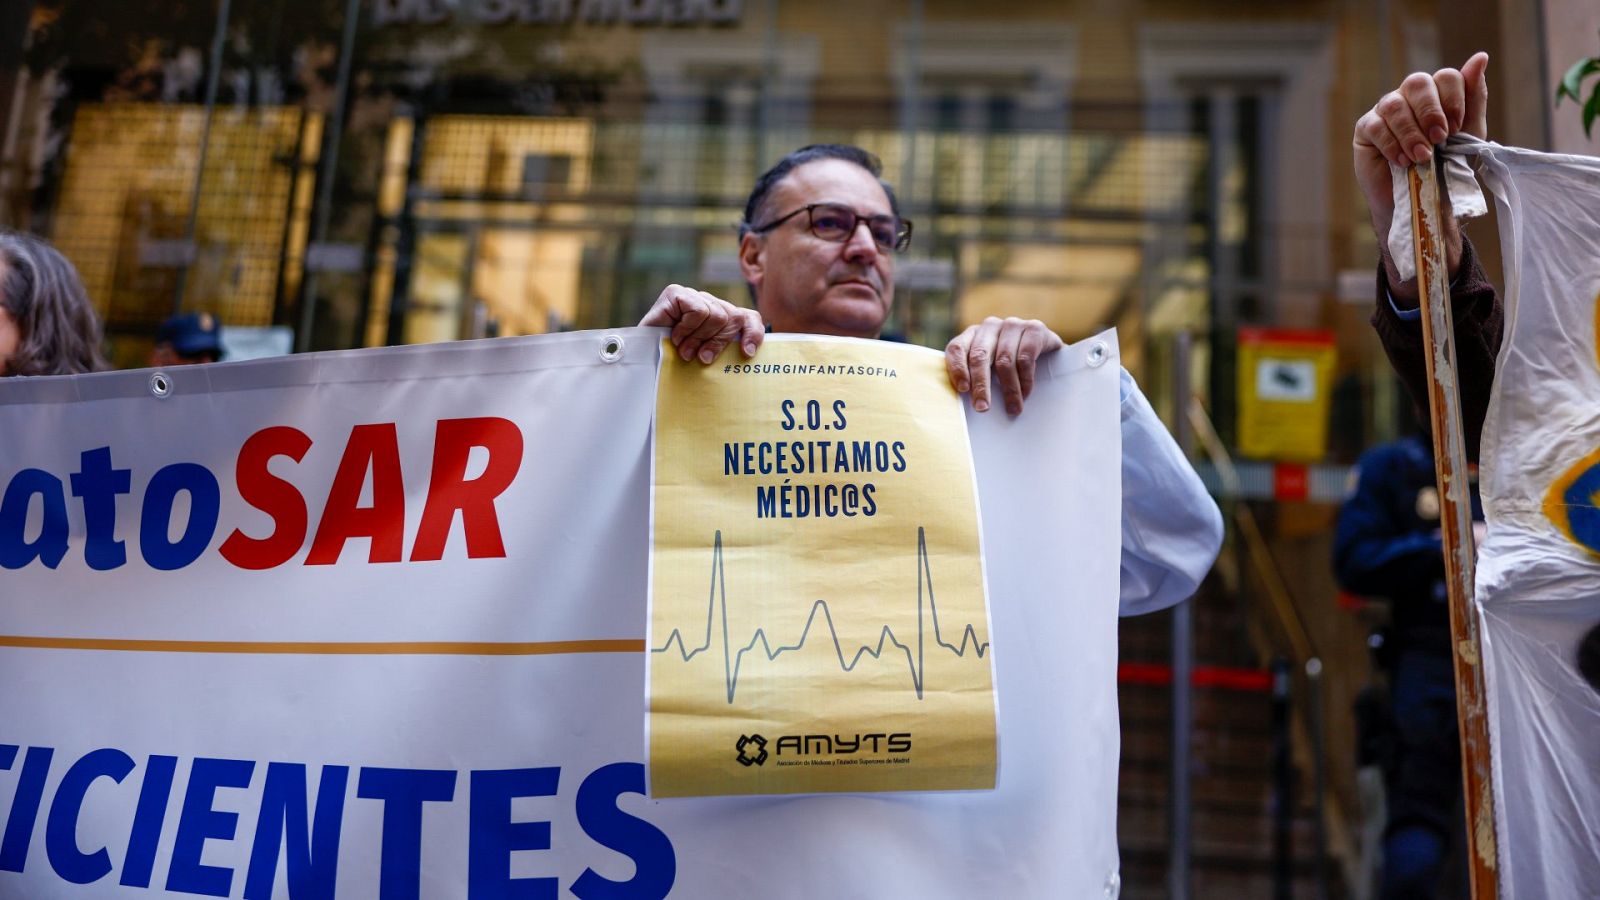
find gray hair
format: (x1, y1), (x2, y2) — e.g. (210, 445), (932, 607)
(0, 230), (108, 376)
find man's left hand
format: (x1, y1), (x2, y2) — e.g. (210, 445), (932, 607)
(945, 317), (1063, 415)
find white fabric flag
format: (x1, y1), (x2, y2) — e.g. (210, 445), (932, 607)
(1470, 142), (1600, 899)
(1385, 134), (1490, 281)
(0, 328), (1125, 897)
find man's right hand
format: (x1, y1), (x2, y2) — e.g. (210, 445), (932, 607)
(1352, 51), (1488, 300)
(639, 284), (765, 363)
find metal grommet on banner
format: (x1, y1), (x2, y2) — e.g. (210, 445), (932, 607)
(148, 371), (173, 399)
(1087, 340), (1109, 368)
(599, 334), (625, 364)
(1103, 871), (1122, 898)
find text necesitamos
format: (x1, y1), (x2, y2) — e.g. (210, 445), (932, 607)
(720, 400), (908, 520)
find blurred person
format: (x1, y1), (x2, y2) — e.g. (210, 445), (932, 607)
(1334, 429), (1484, 898)
(0, 230), (108, 377)
(150, 311), (224, 366)
(636, 144), (1222, 614)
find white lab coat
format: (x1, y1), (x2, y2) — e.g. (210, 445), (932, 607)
(1116, 367), (1224, 616)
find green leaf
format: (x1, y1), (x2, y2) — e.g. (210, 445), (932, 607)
(1585, 85), (1600, 138)
(1557, 57), (1600, 105)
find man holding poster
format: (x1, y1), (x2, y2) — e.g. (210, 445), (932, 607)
(639, 144), (1224, 617)
(0, 144), (1220, 897)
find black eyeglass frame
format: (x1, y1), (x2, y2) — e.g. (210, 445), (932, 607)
(748, 203), (913, 253)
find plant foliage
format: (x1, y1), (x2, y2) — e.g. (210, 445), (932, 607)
(1555, 31), (1600, 139)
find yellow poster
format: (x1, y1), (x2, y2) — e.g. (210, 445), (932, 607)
(647, 336), (998, 798)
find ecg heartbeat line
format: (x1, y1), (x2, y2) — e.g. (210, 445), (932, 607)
(651, 527), (988, 703)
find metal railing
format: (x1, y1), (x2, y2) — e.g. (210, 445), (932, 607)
(1186, 395), (1346, 898)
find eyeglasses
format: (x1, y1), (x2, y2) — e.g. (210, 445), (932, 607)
(750, 202), (913, 253)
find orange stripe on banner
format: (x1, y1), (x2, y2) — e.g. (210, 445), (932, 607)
(0, 636), (646, 656)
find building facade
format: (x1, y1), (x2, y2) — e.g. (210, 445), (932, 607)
(2, 1), (1454, 418)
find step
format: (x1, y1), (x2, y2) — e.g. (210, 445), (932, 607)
(1118, 796), (1323, 863)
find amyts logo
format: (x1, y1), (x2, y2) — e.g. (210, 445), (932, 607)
(734, 732), (914, 767)
(732, 731), (914, 769)
(735, 734), (768, 767)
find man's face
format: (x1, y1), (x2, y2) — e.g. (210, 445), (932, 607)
(740, 159), (896, 338)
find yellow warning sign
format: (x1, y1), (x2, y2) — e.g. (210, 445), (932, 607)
(1236, 328), (1337, 462)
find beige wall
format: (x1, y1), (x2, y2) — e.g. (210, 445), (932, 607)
(1545, 0), (1600, 155)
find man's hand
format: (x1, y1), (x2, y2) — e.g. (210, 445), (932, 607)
(639, 284), (765, 363)
(1353, 52), (1488, 300)
(945, 317), (1063, 415)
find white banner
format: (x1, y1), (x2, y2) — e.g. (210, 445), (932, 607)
(1471, 142), (1600, 898)
(0, 327), (1122, 898)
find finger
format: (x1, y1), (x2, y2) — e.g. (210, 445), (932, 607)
(644, 286), (712, 361)
(669, 296), (711, 360)
(945, 328), (976, 394)
(1461, 51), (1489, 138)
(1388, 76), (1440, 160)
(684, 293), (734, 363)
(698, 319), (744, 363)
(965, 317), (1004, 413)
(696, 303), (763, 362)
(639, 285), (684, 327)
(1356, 110), (1406, 168)
(1014, 322), (1057, 403)
(993, 318), (1027, 415)
(1367, 112), (1413, 169)
(1375, 87), (1430, 164)
(1383, 118), (1425, 169)
(739, 309), (765, 356)
(1433, 68), (1465, 134)
(1399, 71), (1449, 147)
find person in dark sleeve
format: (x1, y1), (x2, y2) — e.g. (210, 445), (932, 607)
(1352, 52), (1502, 459)
(1349, 53), (1504, 897)
(1335, 431), (1485, 898)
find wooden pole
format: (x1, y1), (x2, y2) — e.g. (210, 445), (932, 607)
(1407, 159), (1499, 898)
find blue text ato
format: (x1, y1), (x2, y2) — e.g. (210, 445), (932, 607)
(0, 418), (523, 572)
